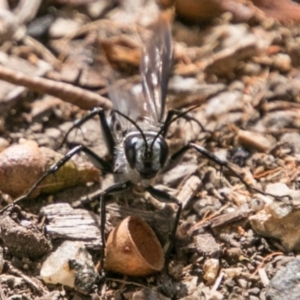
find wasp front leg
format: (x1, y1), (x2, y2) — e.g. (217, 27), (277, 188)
(12, 145), (113, 208)
(61, 107), (115, 155)
(164, 142), (288, 200)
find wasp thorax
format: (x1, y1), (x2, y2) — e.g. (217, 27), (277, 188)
(124, 134), (168, 179)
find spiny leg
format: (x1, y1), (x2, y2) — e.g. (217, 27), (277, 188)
(60, 107), (115, 154)
(8, 107), (116, 210)
(190, 143), (290, 199)
(146, 186), (182, 261)
(12, 145), (112, 207)
(165, 142), (289, 200)
(99, 181), (133, 275)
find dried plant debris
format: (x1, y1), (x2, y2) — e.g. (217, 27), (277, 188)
(1, 0), (300, 299)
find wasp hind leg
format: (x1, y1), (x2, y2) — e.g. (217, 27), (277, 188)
(21, 106), (116, 208)
(98, 181), (133, 275)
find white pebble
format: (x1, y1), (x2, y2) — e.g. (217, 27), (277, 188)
(40, 240), (96, 292)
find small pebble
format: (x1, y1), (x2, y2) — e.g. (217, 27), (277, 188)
(249, 287), (261, 296)
(249, 296), (260, 300)
(237, 278), (248, 289)
(203, 258), (220, 284)
(266, 258), (300, 300)
(272, 53), (291, 72)
(45, 128), (61, 140)
(40, 241), (98, 294)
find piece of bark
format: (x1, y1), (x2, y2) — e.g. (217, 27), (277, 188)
(193, 204), (252, 231)
(177, 175), (202, 209)
(40, 203), (102, 250)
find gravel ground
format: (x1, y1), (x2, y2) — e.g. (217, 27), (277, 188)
(1, 1), (300, 299)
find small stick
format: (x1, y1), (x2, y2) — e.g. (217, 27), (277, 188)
(252, 251), (284, 276)
(212, 271), (224, 291)
(0, 64), (112, 110)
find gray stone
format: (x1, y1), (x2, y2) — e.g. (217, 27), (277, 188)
(266, 258), (300, 300)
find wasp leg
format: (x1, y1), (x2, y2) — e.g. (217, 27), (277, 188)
(164, 143), (290, 200)
(146, 186), (182, 261)
(99, 181), (133, 274)
(60, 107), (115, 154)
(11, 145), (112, 209)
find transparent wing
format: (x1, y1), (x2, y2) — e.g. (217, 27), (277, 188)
(107, 19), (173, 134)
(107, 80), (147, 134)
(140, 18), (173, 126)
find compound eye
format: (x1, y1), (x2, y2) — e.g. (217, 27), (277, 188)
(125, 138), (137, 168)
(158, 139), (168, 166)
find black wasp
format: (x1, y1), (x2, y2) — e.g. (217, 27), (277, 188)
(13, 18), (282, 270)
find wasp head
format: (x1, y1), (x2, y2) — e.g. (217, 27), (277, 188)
(124, 134), (168, 179)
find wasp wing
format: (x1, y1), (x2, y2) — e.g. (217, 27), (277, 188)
(107, 19), (173, 134)
(107, 80), (148, 136)
(140, 19), (173, 126)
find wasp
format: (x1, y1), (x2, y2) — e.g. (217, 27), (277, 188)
(13, 18), (283, 271)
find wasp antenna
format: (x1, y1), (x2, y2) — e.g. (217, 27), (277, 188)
(150, 104), (202, 151)
(114, 110), (150, 155)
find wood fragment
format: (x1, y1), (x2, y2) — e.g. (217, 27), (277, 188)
(258, 268), (270, 287)
(177, 175), (202, 209)
(41, 203), (102, 249)
(210, 204), (252, 229)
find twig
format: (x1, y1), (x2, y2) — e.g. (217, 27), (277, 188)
(105, 277), (147, 288)
(22, 35), (62, 67)
(0, 64), (112, 110)
(253, 167), (283, 179)
(190, 202), (230, 231)
(252, 252), (284, 276)
(212, 271), (224, 291)
(13, 0), (41, 24)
